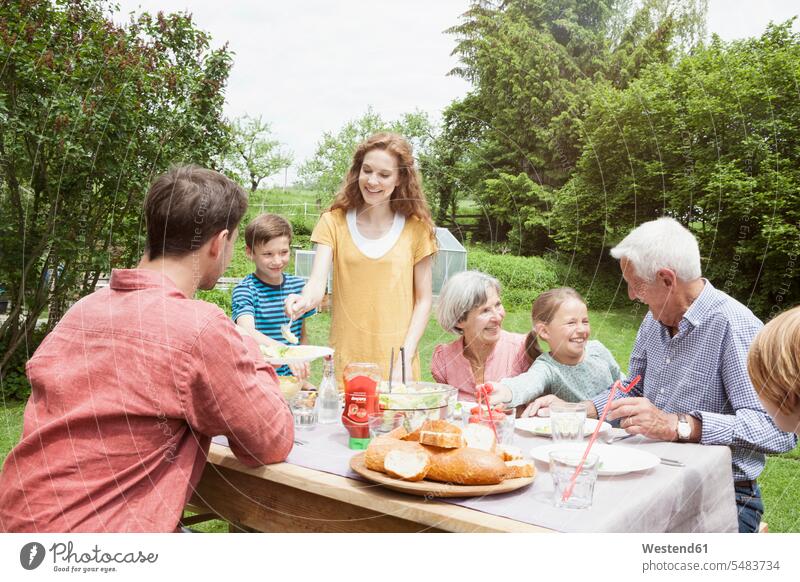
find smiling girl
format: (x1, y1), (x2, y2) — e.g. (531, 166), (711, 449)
(285, 133), (437, 383)
(486, 287), (623, 408)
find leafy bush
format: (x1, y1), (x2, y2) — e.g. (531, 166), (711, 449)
(467, 246), (620, 311)
(196, 289), (233, 318)
(0, 331), (46, 401)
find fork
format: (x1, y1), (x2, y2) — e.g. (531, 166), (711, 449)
(604, 433), (634, 444)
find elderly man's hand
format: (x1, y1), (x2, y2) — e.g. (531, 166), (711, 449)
(521, 395), (565, 418)
(607, 397), (677, 441)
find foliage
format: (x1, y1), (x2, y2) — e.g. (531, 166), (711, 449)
(430, 0), (707, 244)
(219, 115), (292, 193)
(466, 246), (620, 311)
(554, 21), (800, 316)
(195, 289), (232, 317)
(297, 107), (434, 207)
(0, 0), (233, 379)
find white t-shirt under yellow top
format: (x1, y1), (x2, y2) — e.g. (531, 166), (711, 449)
(311, 208), (437, 385)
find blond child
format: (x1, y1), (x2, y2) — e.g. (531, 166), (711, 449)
(748, 305), (800, 436)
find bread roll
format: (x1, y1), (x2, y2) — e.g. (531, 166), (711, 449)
(384, 425), (409, 440)
(384, 448), (431, 481)
(402, 428), (421, 442)
(424, 447), (508, 485)
(365, 438), (427, 473)
(504, 459), (535, 479)
(462, 423), (496, 452)
(495, 444), (524, 462)
(419, 419), (465, 449)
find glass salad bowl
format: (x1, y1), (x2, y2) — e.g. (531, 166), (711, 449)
(377, 381), (458, 432)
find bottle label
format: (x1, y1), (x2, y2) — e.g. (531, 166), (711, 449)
(343, 374), (378, 432)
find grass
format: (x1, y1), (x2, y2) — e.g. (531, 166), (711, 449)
(3, 305), (798, 532)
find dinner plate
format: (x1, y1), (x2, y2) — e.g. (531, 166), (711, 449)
(515, 417), (611, 438)
(261, 345), (334, 365)
(529, 442), (660, 476)
(349, 453), (535, 497)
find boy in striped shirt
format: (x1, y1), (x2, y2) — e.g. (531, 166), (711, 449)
(232, 214), (316, 378)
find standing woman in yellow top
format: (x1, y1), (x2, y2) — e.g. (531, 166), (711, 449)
(285, 133), (437, 383)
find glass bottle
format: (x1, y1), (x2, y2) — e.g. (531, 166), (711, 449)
(316, 355), (340, 424)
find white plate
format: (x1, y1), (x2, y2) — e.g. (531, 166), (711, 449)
(529, 442), (660, 476)
(262, 345), (333, 365)
(515, 417), (611, 438)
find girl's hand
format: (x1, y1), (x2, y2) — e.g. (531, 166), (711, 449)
(478, 382), (512, 406)
(285, 293), (311, 320)
(521, 394), (565, 418)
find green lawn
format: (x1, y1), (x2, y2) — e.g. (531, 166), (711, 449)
(2, 306), (798, 532)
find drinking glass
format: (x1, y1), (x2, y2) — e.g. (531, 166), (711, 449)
(290, 390), (318, 430)
(468, 407), (516, 445)
(367, 410), (406, 440)
(550, 402), (587, 441)
(549, 450), (599, 510)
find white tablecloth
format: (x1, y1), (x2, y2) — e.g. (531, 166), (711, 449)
(214, 423), (738, 532)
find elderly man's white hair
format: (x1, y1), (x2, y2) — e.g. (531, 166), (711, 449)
(610, 217), (702, 282)
(436, 270), (501, 334)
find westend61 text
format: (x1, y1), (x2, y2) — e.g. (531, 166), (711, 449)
(49, 542), (158, 564)
(642, 543), (708, 554)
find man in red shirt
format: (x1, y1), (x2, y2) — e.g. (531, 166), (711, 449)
(0, 165), (294, 532)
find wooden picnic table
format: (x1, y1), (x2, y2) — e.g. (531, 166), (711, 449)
(189, 417), (738, 533)
(188, 442), (549, 533)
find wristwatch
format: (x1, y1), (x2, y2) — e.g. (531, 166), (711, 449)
(676, 413), (691, 441)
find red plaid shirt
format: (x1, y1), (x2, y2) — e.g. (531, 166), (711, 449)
(0, 269), (293, 532)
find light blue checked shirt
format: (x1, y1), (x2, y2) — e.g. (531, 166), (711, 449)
(592, 280), (797, 482)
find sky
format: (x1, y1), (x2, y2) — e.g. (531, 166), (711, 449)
(111, 0), (800, 185)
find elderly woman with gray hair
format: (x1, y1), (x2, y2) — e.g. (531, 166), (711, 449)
(431, 271), (532, 401)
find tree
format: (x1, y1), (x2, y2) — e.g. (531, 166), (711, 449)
(220, 115), (292, 193)
(552, 21), (800, 316)
(435, 0), (707, 246)
(298, 107), (434, 207)
(0, 0), (233, 388)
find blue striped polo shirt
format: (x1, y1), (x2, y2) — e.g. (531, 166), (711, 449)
(231, 273), (316, 375)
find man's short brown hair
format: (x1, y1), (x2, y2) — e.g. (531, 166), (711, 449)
(145, 165), (248, 259)
(244, 213), (293, 249)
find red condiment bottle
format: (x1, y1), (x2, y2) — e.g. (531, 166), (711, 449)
(342, 363), (380, 450)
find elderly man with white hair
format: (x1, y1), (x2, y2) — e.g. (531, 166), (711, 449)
(526, 217), (796, 533)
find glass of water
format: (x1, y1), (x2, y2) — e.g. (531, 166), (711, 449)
(549, 449), (599, 510)
(290, 390), (318, 430)
(550, 402), (587, 441)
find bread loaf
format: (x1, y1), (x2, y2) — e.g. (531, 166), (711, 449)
(504, 459), (535, 479)
(424, 446), (508, 485)
(384, 448), (431, 481)
(419, 419), (465, 448)
(365, 438), (427, 473)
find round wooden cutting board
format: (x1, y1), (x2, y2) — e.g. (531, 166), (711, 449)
(349, 453), (535, 498)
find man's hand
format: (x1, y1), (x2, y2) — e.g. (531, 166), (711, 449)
(521, 395), (566, 418)
(607, 397), (677, 441)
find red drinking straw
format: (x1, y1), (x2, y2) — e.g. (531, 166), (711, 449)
(476, 385), (499, 441)
(560, 375), (642, 503)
